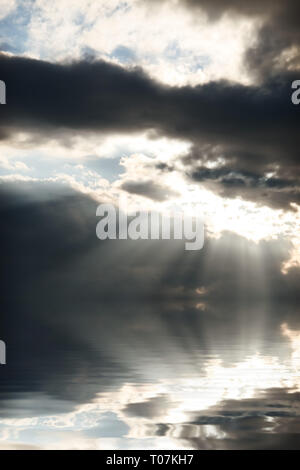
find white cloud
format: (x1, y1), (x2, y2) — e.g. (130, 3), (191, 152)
(25, 0), (258, 85)
(0, 0), (17, 20)
(0, 154), (29, 171)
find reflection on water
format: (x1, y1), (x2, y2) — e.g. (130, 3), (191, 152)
(0, 301), (300, 450)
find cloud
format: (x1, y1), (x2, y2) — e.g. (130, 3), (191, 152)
(187, 164), (300, 210)
(23, 0), (254, 85)
(0, 0), (17, 20)
(123, 395), (173, 419)
(1, 53), (300, 209)
(120, 180), (179, 201)
(148, 0), (300, 81)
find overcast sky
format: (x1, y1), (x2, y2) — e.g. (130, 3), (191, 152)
(0, 0), (300, 450)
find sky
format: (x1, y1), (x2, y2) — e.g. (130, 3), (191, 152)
(0, 0), (300, 450)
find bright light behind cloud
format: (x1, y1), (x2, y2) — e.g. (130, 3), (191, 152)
(24, 0), (257, 85)
(1, 130), (300, 271)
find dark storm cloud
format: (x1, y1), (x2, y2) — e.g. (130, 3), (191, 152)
(1, 181), (300, 418)
(0, 53), (162, 134)
(180, 131), (300, 210)
(188, 165), (300, 210)
(142, 0), (300, 209)
(1, 52), (299, 209)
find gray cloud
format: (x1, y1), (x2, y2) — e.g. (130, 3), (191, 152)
(1, 53), (299, 209)
(121, 179), (179, 201)
(187, 164), (300, 210)
(124, 395), (173, 419)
